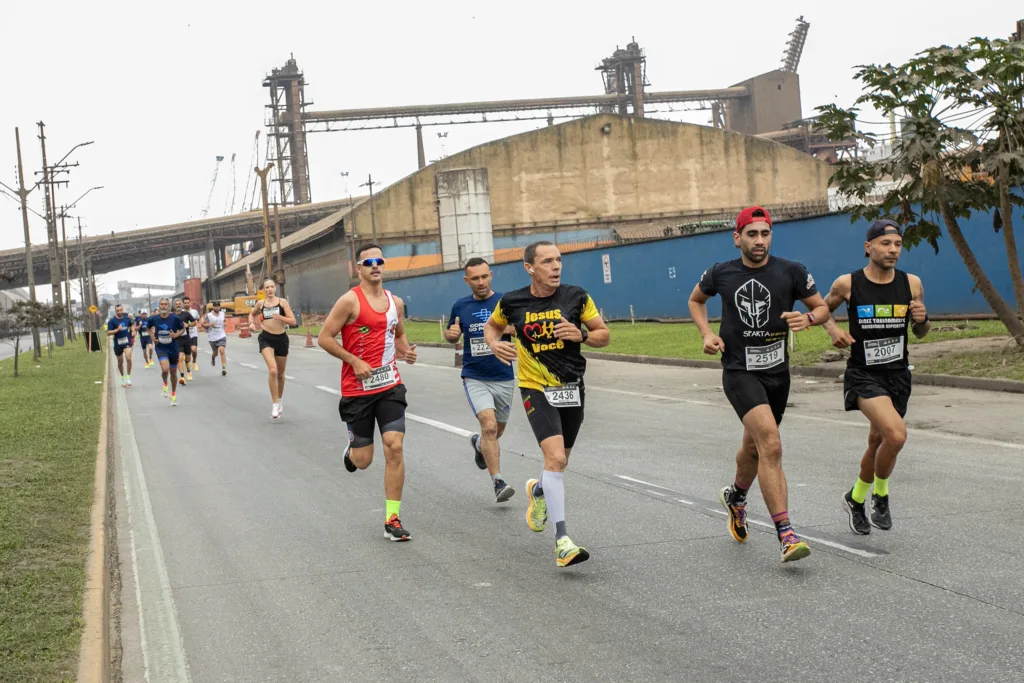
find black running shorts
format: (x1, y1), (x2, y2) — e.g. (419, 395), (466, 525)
(339, 384), (408, 448)
(520, 385), (585, 450)
(177, 336), (192, 358)
(722, 369), (791, 425)
(844, 367), (912, 418)
(258, 330), (290, 357)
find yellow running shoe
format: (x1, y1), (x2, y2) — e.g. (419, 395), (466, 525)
(780, 532), (811, 563)
(525, 478), (547, 532)
(555, 536), (590, 568)
(186, 371), (193, 381)
(170, 394), (177, 407)
(162, 385), (169, 398)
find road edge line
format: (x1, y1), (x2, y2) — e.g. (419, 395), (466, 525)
(77, 346), (112, 683)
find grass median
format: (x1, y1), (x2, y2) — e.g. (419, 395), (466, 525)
(0, 342), (105, 683)
(293, 319), (1020, 380)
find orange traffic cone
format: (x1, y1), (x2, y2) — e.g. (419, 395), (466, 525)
(305, 326), (314, 348)
(239, 320), (250, 339)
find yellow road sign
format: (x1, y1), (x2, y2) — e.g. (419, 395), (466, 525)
(89, 305), (98, 314)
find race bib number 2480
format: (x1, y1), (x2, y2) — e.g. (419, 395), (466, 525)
(360, 364), (398, 391)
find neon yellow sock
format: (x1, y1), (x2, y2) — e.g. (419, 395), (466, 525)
(385, 500), (401, 520)
(851, 478), (872, 504)
(874, 476), (889, 497)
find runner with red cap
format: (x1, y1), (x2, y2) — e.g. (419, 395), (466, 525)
(688, 206), (829, 563)
(318, 244), (418, 542)
(822, 219), (930, 534)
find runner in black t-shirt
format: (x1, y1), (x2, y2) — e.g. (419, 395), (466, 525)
(688, 206), (829, 564)
(822, 219), (930, 535)
(173, 299), (195, 385)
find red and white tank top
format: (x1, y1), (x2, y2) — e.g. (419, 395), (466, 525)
(340, 287), (402, 396)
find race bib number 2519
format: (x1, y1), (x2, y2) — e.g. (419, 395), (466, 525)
(745, 340), (785, 371)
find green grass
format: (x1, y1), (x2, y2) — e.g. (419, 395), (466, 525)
(914, 348), (1024, 381)
(0, 342), (105, 683)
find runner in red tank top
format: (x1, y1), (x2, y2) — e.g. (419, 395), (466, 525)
(318, 244), (418, 541)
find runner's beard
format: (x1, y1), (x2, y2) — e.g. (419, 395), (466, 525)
(742, 245), (768, 263)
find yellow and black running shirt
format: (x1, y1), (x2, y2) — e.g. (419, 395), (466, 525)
(490, 285), (600, 390)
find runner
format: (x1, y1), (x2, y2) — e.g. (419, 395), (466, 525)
(173, 299), (195, 385)
(136, 309), (154, 368)
(444, 257), (518, 503)
(485, 240), (610, 567)
(823, 219), (931, 534)
(203, 300), (229, 376)
(688, 206), (829, 563)
(248, 278), (297, 418)
(318, 244), (418, 541)
(106, 304), (134, 387)
(183, 296), (202, 375)
(146, 298), (186, 406)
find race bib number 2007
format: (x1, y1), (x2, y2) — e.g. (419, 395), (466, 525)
(360, 364), (398, 391)
(745, 340), (785, 371)
(864, 337), (904, 366)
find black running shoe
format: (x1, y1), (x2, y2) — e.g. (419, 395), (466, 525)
(871, 494), (892, 530)
(343, 451), (357, 473)
(843, 489), (871, 535)
(494, 479), (515, 503)
(470, 433), (486, 470)
(210, 354), (216, 367)
(384, 514), (411, 541)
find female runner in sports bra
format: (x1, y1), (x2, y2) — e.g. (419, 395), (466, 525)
(249, 278), (298, 418)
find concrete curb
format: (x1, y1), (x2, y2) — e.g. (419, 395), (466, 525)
(77, 348), (112, 682)
(581, 351), (1024, 394)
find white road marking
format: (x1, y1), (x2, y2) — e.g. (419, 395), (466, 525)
(116, 368), (191, 682)
(285, 375), (295, 380)
(589, 385), (717, 407)
(315, 385), (475, 438)
(239, 363), (259, 370)
(613, 474), (881, 558)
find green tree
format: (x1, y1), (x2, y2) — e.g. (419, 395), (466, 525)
(817, 36), (1024, 346)
(6, 301), (49, 372)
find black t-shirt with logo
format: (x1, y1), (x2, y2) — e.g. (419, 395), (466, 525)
(176, 311), (195, 348)
(698, 256), (818, 374)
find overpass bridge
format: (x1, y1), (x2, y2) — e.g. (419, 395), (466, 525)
(0, 198), (357, 290)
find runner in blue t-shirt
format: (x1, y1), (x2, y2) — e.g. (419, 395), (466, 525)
(135, 310), (154, 368)
(147, 298), (186, 406)
(107, 304), (135, 388)
(445, 257), (517, 503)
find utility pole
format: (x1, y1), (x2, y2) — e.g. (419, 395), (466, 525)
(60, 210), (75, 340)
(360, 174), (378, 242)
(12, 128), (43, 357)
(37, 122), (65, 314)
(254, 164), (274, 284)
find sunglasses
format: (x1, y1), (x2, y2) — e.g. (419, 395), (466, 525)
(359, 257), (386, 267)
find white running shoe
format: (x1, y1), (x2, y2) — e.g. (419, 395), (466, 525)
(278, 399), (283, 416)
(126, 377), (132, 387)
(271, 403), (281, 419)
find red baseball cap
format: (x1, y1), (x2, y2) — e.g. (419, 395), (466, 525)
(736, 206), (772, 232)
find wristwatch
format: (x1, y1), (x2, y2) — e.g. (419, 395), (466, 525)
(579, 325), (589, 343)
(806, 312), (817, 324)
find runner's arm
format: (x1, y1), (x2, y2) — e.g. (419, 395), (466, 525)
(798, 293), (830, 327)
(248, 301), (262, 330)
(317, 293), (364, 366)
(392, 297), (414, 360)
(821, 274), (852, 334)
(909, 275), (930, 338)
(275, 299), (298, 327)
(579, 296), (610, 348)
(688, 285), (714, 339)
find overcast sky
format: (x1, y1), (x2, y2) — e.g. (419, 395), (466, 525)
(2, 1), (1019, 301)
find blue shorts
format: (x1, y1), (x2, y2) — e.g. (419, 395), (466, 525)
(140, 334), (152, 346)
(155, 344), (180, 363)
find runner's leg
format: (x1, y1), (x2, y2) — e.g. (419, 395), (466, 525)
(275, 355), (287, 400)
(259, 347), (280, 403)
(125, 347), (133, 377)
(857, 395), (906, 481)
(476, 409), (500, 475)
(741, 406), (787, 516)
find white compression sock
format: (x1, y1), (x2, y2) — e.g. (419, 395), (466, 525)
(543, 470), (566, 539)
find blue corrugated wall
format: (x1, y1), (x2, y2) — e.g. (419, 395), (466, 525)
(389, 209), (1021, 319)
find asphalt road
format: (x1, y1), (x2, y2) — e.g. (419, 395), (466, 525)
(114, 337), (1024, 683)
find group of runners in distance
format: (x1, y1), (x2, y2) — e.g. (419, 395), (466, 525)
(110, 204), (929, 568)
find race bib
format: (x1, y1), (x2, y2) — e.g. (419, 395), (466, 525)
(745, 340), (785, 371)
(157, 331), (172, 344)
(360, 363), (398, 391)
(544, 383), (581, 407)
(140, 330), (149, 337)
(864, 337), (904, 366)
(117, 337), (129, 346)
(469, 336), (492, 357)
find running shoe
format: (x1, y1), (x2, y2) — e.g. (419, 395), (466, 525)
(186, 371), (193, 381)
(221, 368), (227, 377)
(179, 377), (186, 386)
(494, 478), (515, 503)
(870, 494), (892, 530)
(843, 489), (871, 535)
(210, 355), (216, 367)
(470, 433), (486, 470)
(384, 514), (411, 541)
(126, 377), (132, 387)
(343, 445), (357, 473)
(718, 485), (748, 543)
(170, 395), (177, 407)
(779, 530), (811, 563)
(525, 478), (547, 532)
(278, 399), (283, 415)
(272, 403), (281, 419)
(162, 385), (169, 398)
(120, 377), (126, 387)
(555, 536), (590, 567)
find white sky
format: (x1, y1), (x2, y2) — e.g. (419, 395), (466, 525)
(2, 0), (1019, 301)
